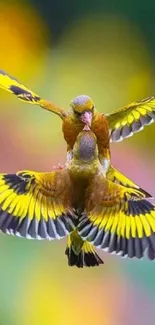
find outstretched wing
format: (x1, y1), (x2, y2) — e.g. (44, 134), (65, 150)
(0, 70), (66, 119)
(106, 96), (155, 142)
(107, 165), (152, 199)
(0, 169), (75, 239)
(78, 175), (155, 259)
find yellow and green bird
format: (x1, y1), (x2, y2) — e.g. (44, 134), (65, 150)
(0, 70), (153, 196)
(0, 127), (154, 267)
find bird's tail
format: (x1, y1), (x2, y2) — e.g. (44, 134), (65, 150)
(107, 165), (152, 199)
(65, 231), (103, 268)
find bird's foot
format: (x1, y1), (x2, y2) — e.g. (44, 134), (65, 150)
(53, 163), (64, 170)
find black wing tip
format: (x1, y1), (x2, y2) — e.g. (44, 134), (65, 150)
(78, 215), (155, 260)
(83, 251), (104, 267)
(138, 187), (153, 199)
(0, 208), (75, 240)
(65, 246), (104, 268)
(9, 85), (40, 102)
(3, 173), (33, 195)
(128, 199), (154, 216)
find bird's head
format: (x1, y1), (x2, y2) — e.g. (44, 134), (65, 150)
(70, 95), (95, 126)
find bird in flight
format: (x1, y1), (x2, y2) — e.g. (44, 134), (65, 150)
(0, 126), (154, 267)
(0, 70), (153, 196)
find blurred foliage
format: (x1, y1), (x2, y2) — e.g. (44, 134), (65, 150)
(0, 1), (155, 324)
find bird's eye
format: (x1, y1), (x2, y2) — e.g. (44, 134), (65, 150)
(74, 110), (82, 117)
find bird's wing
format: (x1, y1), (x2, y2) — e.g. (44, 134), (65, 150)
(107, 165), (152, 198)
(0, 169), (76, 239)
(106, 96), (155, 142)
(78, 175), (155, 259)
(0, 70), (66, 119)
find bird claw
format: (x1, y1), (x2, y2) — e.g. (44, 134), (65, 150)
(53, 163), (64, 170)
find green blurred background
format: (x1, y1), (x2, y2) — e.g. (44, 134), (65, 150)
(0, 0), (155, 324)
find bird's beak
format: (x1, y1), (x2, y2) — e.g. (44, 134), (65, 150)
(80, 111), (92, 126)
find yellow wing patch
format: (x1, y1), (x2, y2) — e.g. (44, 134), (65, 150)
(0, 170), (75, 240)
(106, 96), (155, 142)
(78, 173), (155, 260)
(0, 70), (66, 119)
(78, 199), (155, 259)
(0, 70), (40, 103)
(107, 165), (152, 199)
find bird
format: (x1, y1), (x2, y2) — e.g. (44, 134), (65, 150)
(66, 127), (155, 264)
(0, 125), (155, 267)
(0, 69), (153, 196)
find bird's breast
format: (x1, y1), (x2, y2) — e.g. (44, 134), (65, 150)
(78, 133), (97, 161)
(62, 118), (83, 149)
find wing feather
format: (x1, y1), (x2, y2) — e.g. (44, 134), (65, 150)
(106, 96), (155, 142)
(107, 165), (152, 198)
(0, 170), (76, 240)
(78, 175), (155, 259)
(0, 70), (66, 119)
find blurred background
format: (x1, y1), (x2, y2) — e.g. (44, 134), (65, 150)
(0, 0), (155, 324)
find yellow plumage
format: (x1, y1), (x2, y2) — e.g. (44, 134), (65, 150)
(0, 69), (153, 197)
(0, 130), (154, 264)
(0, 70), (40, 103)
(0, 170), (75, 239)
(1, 69), (154, 143)
(0, 70), (155, 265)
(107, 96), (155, 142)
(78, 173), (155, 259)
(107, 165), (151, 198)
(0, 70), (65, 118)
